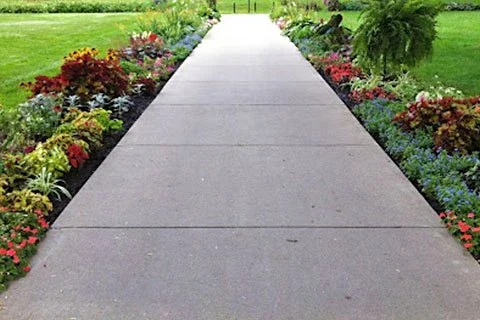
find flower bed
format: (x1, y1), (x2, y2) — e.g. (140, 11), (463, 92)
(0, 0), (220, 291)
(272, 4), (480, 260)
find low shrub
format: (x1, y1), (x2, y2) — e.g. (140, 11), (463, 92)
(0, 0), (156, 13)
(393, 97), (480, 153)
(23, 48), (129, 105)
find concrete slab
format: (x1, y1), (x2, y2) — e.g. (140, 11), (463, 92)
(181, 52), (310, 66)
(118, 105), (372, 146)
(2, 228), (480, 320)
(170, 65), (322, 82)
(192, 42), (300, 55)
(54, 145), (440, 228)
(154, 81), (343, 105)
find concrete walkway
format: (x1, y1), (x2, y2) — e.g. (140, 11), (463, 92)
(2, 15), (480, 319)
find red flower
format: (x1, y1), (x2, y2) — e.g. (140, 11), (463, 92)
(472, 227), (480, 233)
(12, 255), (20, 264)
(39, 219), (49, 229)
(464, 243), (474, 249)
(148, 33), (159, 42)
(18, 240), (27, 249)
(439, 212), (446, 218)
(461, 234), (473, 241)
(0, 248), (7, 255)
(458, 221), (470, 233)
(7, 241), (14, 248)
(27, 236), (38, 245)
(23, 266), (31, 273)
(6, 248), (16, 257)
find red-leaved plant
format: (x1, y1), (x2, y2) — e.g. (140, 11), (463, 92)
(66, 144), (89, 168)
(393, 97), (480, 153)
(23, 50), (129, 104)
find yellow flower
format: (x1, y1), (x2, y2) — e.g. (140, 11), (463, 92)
(64, 47), (99, 62)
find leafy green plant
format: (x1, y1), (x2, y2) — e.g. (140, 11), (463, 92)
(137, 8), (202, 45)
(18, 94), (62, 140)
(21, 144), (71, 179)
(2, 189), (53, 215)
(353, 0), (441, 76)
(464, 159), (480, 193)
(27, 168), (72, 201)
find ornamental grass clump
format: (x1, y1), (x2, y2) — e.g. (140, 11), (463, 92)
(353, 0), (441, 77)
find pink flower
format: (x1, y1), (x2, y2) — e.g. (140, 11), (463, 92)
(467, 212), (475, 218)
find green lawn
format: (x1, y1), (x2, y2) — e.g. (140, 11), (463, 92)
(0, 13), (139, 108)
(312, 11), (480, 96)
(216, 0), (480, 13)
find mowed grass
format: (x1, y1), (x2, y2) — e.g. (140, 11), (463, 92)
(0, 13), (139, 108)
(312, 11), (480, 96)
